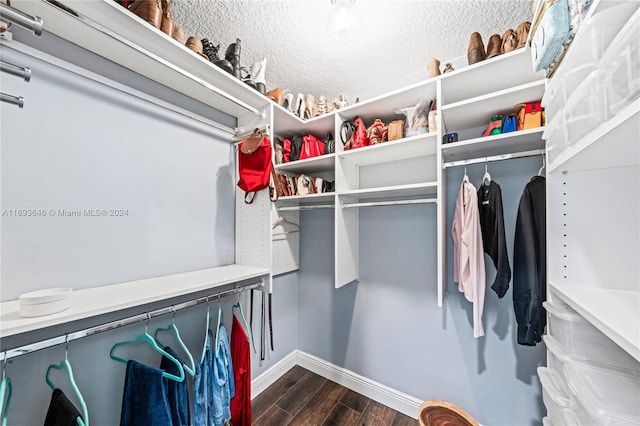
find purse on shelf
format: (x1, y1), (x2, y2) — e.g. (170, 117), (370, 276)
(274, 137), (284, 165)
(300, 134), (326, 160)
(290, 136), (303, 162)
(296, 174), (317, 196)
(324, 132), (335, 154)
(341, 117), (369, 150)
(237, 130), (278, 204)
(366, 119), (388, 145)
(387, 120), (405, 141)
(502, 114), (518, 133)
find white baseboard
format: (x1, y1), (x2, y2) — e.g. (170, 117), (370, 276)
(251, 350), (297, 399)
(295, 351), (422, 419)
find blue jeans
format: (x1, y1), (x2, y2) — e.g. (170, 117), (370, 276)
(194, 330), (214, 426)
(161, 346), (191, 426)
(213, 323), (234, 426)
(120, 360), (172, 426)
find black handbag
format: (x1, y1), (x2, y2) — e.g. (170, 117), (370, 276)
(290, 135), (303, 162)
(324, 132), (335, 154)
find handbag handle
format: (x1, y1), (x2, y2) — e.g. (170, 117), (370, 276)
(339, 120), (356, 146)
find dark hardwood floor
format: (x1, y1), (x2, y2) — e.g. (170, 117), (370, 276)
(252, 365), (419, 426)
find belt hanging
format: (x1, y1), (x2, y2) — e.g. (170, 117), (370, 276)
(260, 292), (266, 361)
(268, 293), (274, 351)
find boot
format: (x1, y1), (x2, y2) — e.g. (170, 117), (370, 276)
(486, 34), (502, 59)
(467, 32), (486, 65)
(128, 0), (162, 29)
(266, 87), (284, 106)
(225, 39), (242, 79)
(501, 29), (517, 53)
(201, 38), (220, 62)
(443, 63), (455, 73)
(251, 58), (267, 95)
(516, 21), (531, 49)
(186, 37), (208, 59)
(427, 58), (441, 78)
(160, 0), (174, 37)
(304, 94), (317, 119)
(172, 26), (186, 44)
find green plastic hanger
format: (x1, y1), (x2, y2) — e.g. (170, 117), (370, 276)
(1, 356), (11, 426)
(233, 297), (256, 354)
(45, 338), (89, 426)
(154, 307), (196, 376)
(214, 295), (223, 358)
(200, 296), (212, 365)
(110, 314), (185, 383)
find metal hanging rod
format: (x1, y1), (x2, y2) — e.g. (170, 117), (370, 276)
(0, 92), (24, 108)
(342, 198), (437, 209)
(443, 149), (545, 168)
(1, 60), (31, 82)
(277, 204), (335, 211)
(0, 2), (43, 36)
(0, 280), (264, 361)
(233, 125), (270, 143)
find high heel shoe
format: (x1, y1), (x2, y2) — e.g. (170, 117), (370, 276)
(284, 91), (295, 112)
(266, 87), (284, 106)
(251, 58), (267, 95)
(295, 93), (305, 118)
(317, 96), (328, 115)
(304, 94), (317, 119)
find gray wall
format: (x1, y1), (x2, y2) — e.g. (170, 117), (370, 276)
(297, 156), (546, 426)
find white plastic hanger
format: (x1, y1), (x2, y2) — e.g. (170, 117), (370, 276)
(0, 356), (11, 426)
(462, 167), (469, 184)
(483, 164), (492, 186)
(538, 152), (546, 176)
(200, 296), (212, 365)
(272, 215), (300, 237)
(46, 336), (89, 426)
(233, 293), (257, 354)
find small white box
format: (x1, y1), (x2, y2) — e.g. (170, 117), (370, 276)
(19, 288), (72, 317)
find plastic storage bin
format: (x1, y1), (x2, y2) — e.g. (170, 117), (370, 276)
(562, 408), (580, 426)
(601, 7), (640, 116)
(542, 2), (638, 120)
(562, 69), (608, 148)
(538, 367), (573, 424)
(542, 108), (567, 164)
(564, 361), (640, 425)
(543, 334), (572, 376)
(543, 300), (640, 371)
(542, 416), (553, 426)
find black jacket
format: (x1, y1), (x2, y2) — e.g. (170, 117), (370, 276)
(513, 176), (546, 346)
(478, 180), (511, 298)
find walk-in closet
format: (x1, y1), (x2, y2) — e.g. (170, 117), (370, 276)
(1, 1), (638, 425)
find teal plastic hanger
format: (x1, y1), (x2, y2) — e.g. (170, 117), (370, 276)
(1, 356), (11, 426)
(109, 314), (185, 382)
(200, 296), (212, 365)
(45, 338), (89, 426)
(233, 297), (256, 354)
(154, 307), (196, 376)
(214, 295), (223, 358)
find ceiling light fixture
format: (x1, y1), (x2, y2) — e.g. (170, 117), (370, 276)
(328, 0), (358, 41)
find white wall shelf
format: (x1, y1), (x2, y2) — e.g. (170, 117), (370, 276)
(272, 103), (335, 135)
(547, 100), (640, 174)
(338, 182), (437, 202)
(276, 193), (335, 206)
(441, 80), (546, 131)
(441, 127), (546, 163)
(339, 134), (438, 166)
(11, 0), (269, 120)
(275, 154), (336, 178)
(0, 265), (269, 339)
(549, 283), (640, 362)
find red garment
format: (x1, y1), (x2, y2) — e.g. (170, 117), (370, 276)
(230, 315), (251, 426)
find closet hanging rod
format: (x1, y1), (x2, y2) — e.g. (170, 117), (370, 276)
(0, 2), (43, 36)
(0, 60), (31, 82)
(442, 149), (544, 168)
(232, 125), (270, 143)
(0, 93), (24, 108)
(342, 198), (437, 209)
(0, 280), (264, 361)
(277, 204), (335, 211)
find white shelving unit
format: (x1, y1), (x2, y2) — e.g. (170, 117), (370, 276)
(442, 127), (546, 163)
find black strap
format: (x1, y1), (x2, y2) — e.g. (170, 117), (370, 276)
(340, 120), (356, 146)
(268, 293), (274, 351)
(260, 292), (266, 361)
(249, 289), (254, 330)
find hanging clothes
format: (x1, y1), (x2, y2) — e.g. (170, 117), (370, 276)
(452, 179), (486, 338)
(194, 330), (214, 426)
(230, 315), (251, 426)
(478, 180), (512, 298)
(160, 347), (190, 426)
(44, 388), (83, 426)
(120, 360), (172, 426)
(213, 323), (234, 426)
(513, 176), (546, 346)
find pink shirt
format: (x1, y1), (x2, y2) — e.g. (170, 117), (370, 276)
(452, 180), (486, 338)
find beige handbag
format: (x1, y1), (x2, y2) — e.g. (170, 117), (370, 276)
(387, 120), (405, 141)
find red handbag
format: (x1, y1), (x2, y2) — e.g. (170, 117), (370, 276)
(300, 134), (325, 160)
(237, 133), (278, 204)
(342, 117), (370, 150)
(282, 137), (292, 162)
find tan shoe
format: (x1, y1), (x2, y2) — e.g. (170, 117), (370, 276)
(266, 87), (284, 106)
(443, 63), (455, 73)
(304, 94), (317, 119)
(129, 0), (162, 29)
(427, 58), (441, 78)
(486, 34), (502, 59)
(160, 0), (174, 36)
(501, 29), (517, 53)
(467, 32), (486, 65)
(516, 21), (531, 49)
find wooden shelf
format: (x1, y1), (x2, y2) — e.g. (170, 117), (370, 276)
(441, 127), (545, 162)
(0, 265), (269, 339)
(275, 154), (336, 177)
(338, 133), (438, 167)
(441, 80), (545, 131)
(338, 182), (437, 201)
(11, 0), (270, 119)
(548, 100), (640, 173)
(549, 282), (640, 362)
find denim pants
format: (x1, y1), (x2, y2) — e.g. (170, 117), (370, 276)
(213, 323), (234, 426)
(120, 359), (172, 426)
(160, 346), (191, 426)
(193, 330), (214, 426)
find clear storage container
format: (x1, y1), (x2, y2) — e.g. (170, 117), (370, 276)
(538, 367), (574, 424)
(562, 408), (580, 426)
(542, 416), (553, 426)
(562, 69), (608, 148)
(564, 361), (640, 425)
(543, 300), (640, 371)
(541, 109), (567, 164)
(600, 7), (640, 116)
(543, 334), (572, 376)
(543, 2), (638, 120)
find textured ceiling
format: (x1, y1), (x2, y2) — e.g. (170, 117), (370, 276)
(171, 0), (534, 103)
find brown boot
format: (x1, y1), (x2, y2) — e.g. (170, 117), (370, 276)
(427, 58), (441, 78)
(128, 0), (162, 29)
(516, 21), (531, 49)
(172, 26), (186, 44)
(160, 0), (174, 37)
(266, 87), (285, 106)
(486, 34), (502, 59)
(467, 32), (486, 65)
(501, 29), (517, 53)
